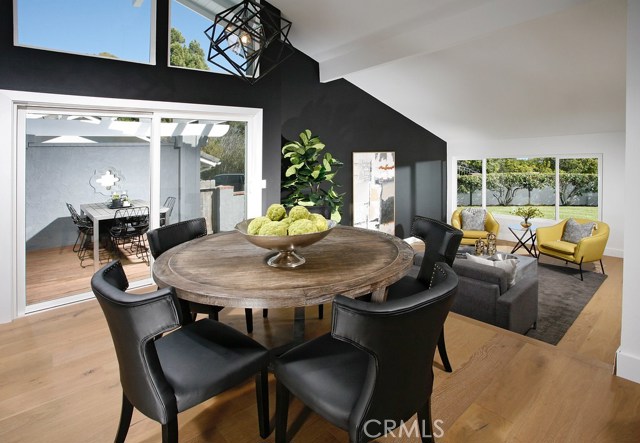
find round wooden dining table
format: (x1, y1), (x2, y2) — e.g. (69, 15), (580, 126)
(152, 225), (415, 345)
(153, 225), (414, 308)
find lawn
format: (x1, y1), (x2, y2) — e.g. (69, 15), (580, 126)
(487, 206), (599, 221)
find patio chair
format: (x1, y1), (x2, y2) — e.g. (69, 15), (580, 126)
(109, 206), (150, 263)
(160, 196), (176, 227)
(66, 202), (94, 267)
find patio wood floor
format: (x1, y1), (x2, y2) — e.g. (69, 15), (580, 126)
(26, 243), (151, 305)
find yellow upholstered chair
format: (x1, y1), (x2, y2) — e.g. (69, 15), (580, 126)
(451, 208), (500, 246)
(536, 218), (609, 280)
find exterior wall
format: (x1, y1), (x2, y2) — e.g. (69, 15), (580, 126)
(25, 142), (150, 250)
(25, 141), (185, 251)
(458, 187), (598, 207)
(200, 182), (245, 233)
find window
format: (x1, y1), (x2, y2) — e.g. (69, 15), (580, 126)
(14, 0), (155, 64)
(558, 158), (600, 220)
(169, 0), (228, 73)
(456, 156), (601, 221)
(456, 160), (482, 208)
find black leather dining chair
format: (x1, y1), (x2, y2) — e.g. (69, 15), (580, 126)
(91, 260), (270, 443)
(147, 217), (267, 333)
(386, 216), (463, 372)
(273, 262), (458, 443)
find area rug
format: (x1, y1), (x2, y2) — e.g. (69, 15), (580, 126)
(525, 261), (607, 345)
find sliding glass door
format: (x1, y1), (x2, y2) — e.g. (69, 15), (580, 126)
(8, 94), (262, 319)
(159, 118), (247, 233)
(23, 110), (152, 307)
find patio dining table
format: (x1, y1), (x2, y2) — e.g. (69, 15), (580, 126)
(80, 199), (167, 271)
(152, 225), (415, 346)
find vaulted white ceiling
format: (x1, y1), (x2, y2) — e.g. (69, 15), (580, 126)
(268, 0), (626, 141)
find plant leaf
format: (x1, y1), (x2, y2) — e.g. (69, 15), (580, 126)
(285, 165), (298, 177)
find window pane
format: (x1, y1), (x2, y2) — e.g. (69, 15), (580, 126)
(170, 0), (229, 74)
(486, 157), (555, 220)
(559, 158), (599, 220)
(160, 119), (246, 233)
(456, 160), (482, 208)
(15, 0), (153, 63)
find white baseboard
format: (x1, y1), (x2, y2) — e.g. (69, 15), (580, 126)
(615, 348), (640, 384)
(604, 247), (624, 258)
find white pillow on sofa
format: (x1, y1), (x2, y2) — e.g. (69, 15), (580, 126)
(465, 253), (518, 288)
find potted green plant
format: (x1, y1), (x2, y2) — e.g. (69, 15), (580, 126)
(281, 129), (345, 222)
(513, 206), (543, 228)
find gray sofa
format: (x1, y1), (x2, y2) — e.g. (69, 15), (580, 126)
(413, 253), (538, 334)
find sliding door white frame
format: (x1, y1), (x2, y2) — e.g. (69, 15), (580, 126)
(0, 89), (264, 323)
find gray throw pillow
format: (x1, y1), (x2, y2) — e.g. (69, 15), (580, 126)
(465, 253), (518, 288)
(561, 218), (596, 244)
(461, 208), (486, 231)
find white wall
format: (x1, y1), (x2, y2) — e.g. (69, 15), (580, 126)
(616, 0), (640, 384)
(447, 131), (625, 257)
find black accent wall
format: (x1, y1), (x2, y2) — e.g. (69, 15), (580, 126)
(0, 0), (446, 236)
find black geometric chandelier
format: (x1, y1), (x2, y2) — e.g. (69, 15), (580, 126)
(205, 0), (295, 84)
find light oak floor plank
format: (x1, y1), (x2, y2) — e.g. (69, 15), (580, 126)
(2, 244), (635, 442)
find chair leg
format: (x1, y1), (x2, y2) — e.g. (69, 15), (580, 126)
(318, 304), (324, 319)
(161, 416), (178, 443)
(276, 381), (290, 443)
(115, 393), (133, 443)
(437, 329), (452, 373)
(72, 230), (82, 253)
(600, 259), (605, 275)
(417, 400), (435, 443)
(263, 308), (269, 318)
(245, 308), (254, 333)
(255, 369), (270, 439)
(579, 263), (584, 281)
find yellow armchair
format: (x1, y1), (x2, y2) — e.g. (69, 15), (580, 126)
(451, 208), (500, 246)
(536, 218), (609, 280)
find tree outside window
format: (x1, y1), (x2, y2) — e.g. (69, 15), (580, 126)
(456, 156), (599, 221)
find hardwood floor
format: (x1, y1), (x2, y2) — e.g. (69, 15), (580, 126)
(3, 247), (638, 442)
